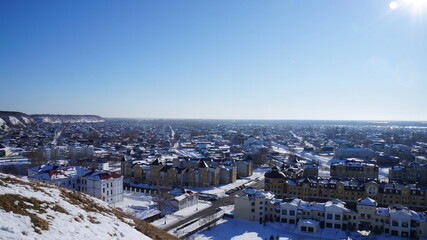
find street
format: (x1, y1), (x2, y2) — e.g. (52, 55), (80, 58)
(163, 178), (265, 232)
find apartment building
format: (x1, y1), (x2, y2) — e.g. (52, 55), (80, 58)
(122, 157), (252, 188)
(334, 148), (376, 160)
(330, 159), (378, 180)
(389, 163), (427, 185)
(234, 189), (427, 238)
(28, 164), (123, 204)
(264, 167), (427, 210)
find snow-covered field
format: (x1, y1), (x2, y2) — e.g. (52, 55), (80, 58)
(191, 217), (411, 240)
(115, 191), (160, 220)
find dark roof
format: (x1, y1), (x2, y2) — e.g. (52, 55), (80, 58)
(198, 160), (209, 168)
(265, 167), (286, 179)
(151, 159), (161, 166)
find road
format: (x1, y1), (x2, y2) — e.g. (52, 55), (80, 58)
(163, 179), (264, 232)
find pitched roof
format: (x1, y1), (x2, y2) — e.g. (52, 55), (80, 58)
(198, 160), (209, 168)
(357, 197), (377, 206)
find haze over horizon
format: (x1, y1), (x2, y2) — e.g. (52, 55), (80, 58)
(1, 0), (426, 121)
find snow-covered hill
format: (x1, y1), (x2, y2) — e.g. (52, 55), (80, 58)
(0, 111), (105, 130)
(0, 173), (177, 240)
(0, 111), (36, 129)
(31, 114), (105, 124)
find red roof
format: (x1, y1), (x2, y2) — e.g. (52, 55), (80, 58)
(99, 172), (121, 180)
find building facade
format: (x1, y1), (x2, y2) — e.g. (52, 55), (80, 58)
(389, 163), (427, 185)
(122, 157), (253, 188)
(28, 164), (123, 204)
(330, 159), (378, 180)
(234, 189), (427, 238)
(264, 167), (427, 210)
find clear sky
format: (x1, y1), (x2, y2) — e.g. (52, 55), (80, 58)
(0, 0), (426, 120)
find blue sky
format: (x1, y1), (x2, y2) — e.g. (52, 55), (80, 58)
(0, 0), (426, 120)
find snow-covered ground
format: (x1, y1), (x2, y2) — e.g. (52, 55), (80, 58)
(188, 168), (268, 198)
(115, 191), (160, 220)
(0, 173), (151, 240)
(219, 205), (234, 215)
(191, 217), (413, 240)
(151, 200), (212, 229)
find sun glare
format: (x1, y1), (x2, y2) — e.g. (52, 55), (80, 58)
(391, 0), (427, 12)
(389, 1), (398, 9)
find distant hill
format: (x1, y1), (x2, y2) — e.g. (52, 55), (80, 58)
(31, 114), (105, 124)
(0, 111), (36, 129)
(0, 173), (177, 240)
(0, 111), (105, 130)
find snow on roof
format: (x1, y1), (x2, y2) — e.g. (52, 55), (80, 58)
(357, 197), (377, 206)
(298, 219), (319, 225)
(281, 198), (301, 207)
(85, 171), (121, 181)
(32, 165), (91, 180)
(376, 207), (389, 217)
(325, 199), (348, 211)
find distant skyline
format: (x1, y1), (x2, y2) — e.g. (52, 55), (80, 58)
(1, 0), (426, 121)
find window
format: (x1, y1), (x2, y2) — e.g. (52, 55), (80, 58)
(290, 210), (295, 216)
(103, 188), (105, 193)
(327, 214), (332, 220)
(402, 221), (408, 228)
(335, 215), (341, 220)
(392, 220), (398, 227)
(301, 226), (307, 232)
(282, 210), (287, 215)
(251, 209), (254, 212)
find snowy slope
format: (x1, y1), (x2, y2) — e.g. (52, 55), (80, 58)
(8, 116), (24, 126)
(0, 111), (36, 129)
(0, 118), (7, 128)
(31, 114), (105, 123)
(0, 174), (177, 240)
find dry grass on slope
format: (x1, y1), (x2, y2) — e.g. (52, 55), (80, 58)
(0, 174), (178, 240)
(59, 188), (179, 240)
(0, 194), (69, 234)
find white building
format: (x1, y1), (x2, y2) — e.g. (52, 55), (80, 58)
(28, 164), (123, 204)
(169, 188), (199, 210)
(83, 171), (123, 204)
(0, 145), (12, 157)
(234, 189), (427, 238)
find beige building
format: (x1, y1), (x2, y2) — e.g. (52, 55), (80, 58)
(389, 163), (427, 185)
(330, 159), (378, 180)
(234, 189), (427, 238)
(121, 157), (251, 188)
(234, 188), (275, 222)
(264, 167), (427, 210)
